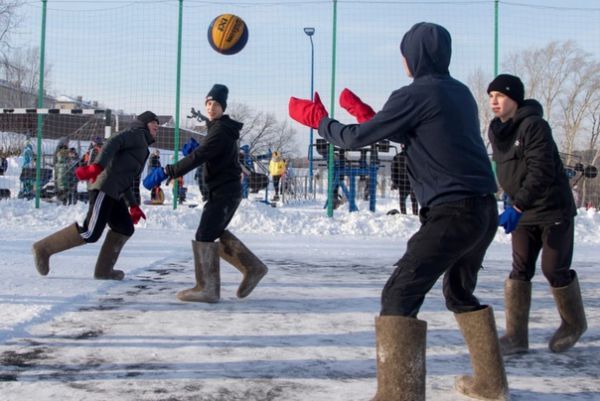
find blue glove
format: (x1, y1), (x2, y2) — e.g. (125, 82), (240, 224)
(182, 137), (200, 156)
(499, 206), (522, 234)
(143, 167), (167, 190)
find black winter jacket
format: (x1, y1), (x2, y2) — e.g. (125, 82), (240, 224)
(166, 115), (242, 195)
(91, 120), (155, 205)
(318, 22), (496, 208)
(489, 99), (576, 225)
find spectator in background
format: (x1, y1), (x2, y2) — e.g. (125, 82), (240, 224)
(21, 140), (35, 168)
(358, 149), (370, 201)
(81, 136), (103, 167)
(487, 74), (585, 355)
(391, 147), (418, 215)
(0, 156), (7, 175)
(148, 148), (161, 171)
(53, 139), (72, 205)
(269, 150), (285, 201)
(67, 148), (80, 205)
(80, 137), (104, 202)
(18, 140), (36, 199)
(147, 149), (163, 203)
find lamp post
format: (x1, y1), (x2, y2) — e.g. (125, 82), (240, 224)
(304, 27), (315, 193)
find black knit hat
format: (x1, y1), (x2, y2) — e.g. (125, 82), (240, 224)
(487, 74), (524, 105)
(137, 111), (160, 126)
(205, 84), (228, 111)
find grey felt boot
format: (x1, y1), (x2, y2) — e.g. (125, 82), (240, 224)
(371, 315), (427, 401)
(94, 230), (129, 280)
(219, 230), (268, 298)
(177, 240), (220, 303)
(32, 223), (85, 276)
(549, 272), (587, 353)
(499, 279), (531, 355)
(455, 306), (510, 401)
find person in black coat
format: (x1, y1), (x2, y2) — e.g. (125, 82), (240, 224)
(488, 74), (586, 355)
(144, 84), (268, 303)
(32, 111), (158, 280)
(390, 147), (418, 215)
(289, 22), (507, 401)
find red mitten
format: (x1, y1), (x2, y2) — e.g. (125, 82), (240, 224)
(129, 205), (146, 225)
(339, 88), (376, 123)
(288, 92), (328, 129)
(75, 163), (103, 183)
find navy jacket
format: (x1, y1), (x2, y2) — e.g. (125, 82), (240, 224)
(318, 22), (497, 208)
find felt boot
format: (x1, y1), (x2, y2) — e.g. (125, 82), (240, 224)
(219, 230), (268, 298)
(371, 315), (427, 401)
(177, 240), (220, 303)
(499, 279), (531, 355)
(455, 306), (510, 401)
(32, 223), (85, 276)
(94, 230), (129, 280)
(549, 273), (587, 353)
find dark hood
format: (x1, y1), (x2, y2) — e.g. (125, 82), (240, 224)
(129, 119), (156, 145)
(208, 114), (243, 140)
(489, 98), (544, 149)
(400, 22), (451, 78)
(513, 98), (544, 124)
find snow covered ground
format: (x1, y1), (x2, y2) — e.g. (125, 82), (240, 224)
(0, 194), (599, 401)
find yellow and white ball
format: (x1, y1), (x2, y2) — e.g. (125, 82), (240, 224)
(207, 14), (249, 55)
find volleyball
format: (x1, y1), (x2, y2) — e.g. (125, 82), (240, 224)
(207, 14), (248, 55)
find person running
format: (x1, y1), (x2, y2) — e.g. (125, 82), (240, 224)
(143, 84), (268, 303)
(32, 111), (159, 280)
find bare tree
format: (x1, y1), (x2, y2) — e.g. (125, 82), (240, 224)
(503, 41), (582, 126)
(0, 131), (28, 158)
(0, 46), (52, 107)
(228, 102), (299, 158)
(589, 102), (600, 163)
(502, 41), (600, 162)
(581, 99), (600, 206)
(559, 58), (600, 161)
(0, 0), (22, 54)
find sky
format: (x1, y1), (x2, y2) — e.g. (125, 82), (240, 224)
(0, 178), (599, 400)
(15, 0), (600, 155)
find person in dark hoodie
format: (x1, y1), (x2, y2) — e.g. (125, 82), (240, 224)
(487, 74), (585, 356)
(289, 22), (508, 401)
(32, 111), (159, 280)
(143, 84), (268, 303)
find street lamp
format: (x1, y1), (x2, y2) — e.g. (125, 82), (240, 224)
(304, 27), (315, 193)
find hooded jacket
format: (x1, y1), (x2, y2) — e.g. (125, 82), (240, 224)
(90, 120), (155, 205)
(318, 22), (496, 207)
(489, 99), (576, 224)
(166, 114), (242, 194)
